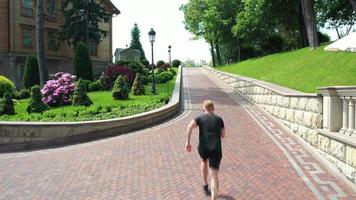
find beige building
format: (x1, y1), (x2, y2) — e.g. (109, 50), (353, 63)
(0, 0), (119, 87)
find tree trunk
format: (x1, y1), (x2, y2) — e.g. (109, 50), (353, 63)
(237, 38), (241, 62)
(210, 40), (216, 67)
(350, 0), (356, 10)
(301, 0), (320, 48)
(298, 3), (309, 48)
(36, 0), (49, 86)
(215, 42), (222, 66)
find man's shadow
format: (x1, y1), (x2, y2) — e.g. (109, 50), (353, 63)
(217, 194), (236, 200)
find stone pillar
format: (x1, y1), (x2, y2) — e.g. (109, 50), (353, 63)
(318, 87), (343, 132)
(347, 98), (355, 135)
(340, 97), (349, 133)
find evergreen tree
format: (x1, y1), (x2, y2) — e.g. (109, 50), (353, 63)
(74, 42), (93, 81)
(73, 79), (93, 106)
(130, 23), (146, 60)
(112, 75), (129, 100)
(60, 0), (111, 47)
(0, 92), (15, 116)
(27, 85), (49, 113)
(132, 73), (145, 95)
(23, 54), (40, 89)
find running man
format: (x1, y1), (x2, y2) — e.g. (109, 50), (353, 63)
(185, 100), (225, 200)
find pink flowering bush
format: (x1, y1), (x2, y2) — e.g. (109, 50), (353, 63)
(41, 72), (76, 106)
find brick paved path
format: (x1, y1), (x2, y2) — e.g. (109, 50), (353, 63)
(0, 68), (355, 200)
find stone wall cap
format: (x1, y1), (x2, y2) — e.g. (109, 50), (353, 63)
(206, 67), (320, 97)
(318, 129), (356, 147)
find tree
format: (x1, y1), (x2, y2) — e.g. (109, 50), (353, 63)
(73, 42), (93, 81)
(73, 79), (93, 106)
(36, 0), (49, 86)
(26, 85), (49, 114)
(60, 0), (111, 47)
(316, 0), (356, 39)
(301, 0), (320, 48)
(132, 73), (145, 95)
(129, 23), (146, 60)
(350, 0), (356, 10)
(23, 54), (40, 89)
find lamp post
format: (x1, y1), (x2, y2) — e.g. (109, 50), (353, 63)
(168, 45), (172, 68)
(148, 28), (156, 94)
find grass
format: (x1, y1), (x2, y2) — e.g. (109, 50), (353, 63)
(217, 45), (356, 93)
(0, 74), (177, 122)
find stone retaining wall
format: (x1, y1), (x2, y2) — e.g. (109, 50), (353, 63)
(0, 67), (183, 152)
(206, 67), (356, 184)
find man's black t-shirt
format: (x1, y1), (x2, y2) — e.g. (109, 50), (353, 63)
(195, 114), (224, 153)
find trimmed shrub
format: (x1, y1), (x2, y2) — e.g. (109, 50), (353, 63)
(156, 72), (174, 83)
(0, 75), (15, 98)
(73, 79), (93, 107)
(23, 54), (40, 89)
(73, 42), (93, 81)
(41, 72), (76, 106)
(16, 89), (31, 99)
(156, 60), (165, 68)
(157, 68), (164, 74)
(0, 92), (15, 116)
(132, 73), (145, 95)
(169, 68), (176, 76)
(127, 61), (145, 74)
(141, 59), (149, 67)
(112, 75), (129, 100)
(88, 80), (102, 92)
(172, 59), (181, 68)
(100, 64), (136, 90)
(27, 85), (49, 113)
(80, 79), (92, 91)
(116, 60), (130, 65)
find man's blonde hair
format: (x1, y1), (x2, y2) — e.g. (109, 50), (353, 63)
(203, 100), (214, 111)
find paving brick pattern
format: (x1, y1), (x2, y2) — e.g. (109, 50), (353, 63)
(0, 68), (355, 200)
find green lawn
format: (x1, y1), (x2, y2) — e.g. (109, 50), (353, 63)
(217, 45), (356, 93)
(0, 76), (177, 122)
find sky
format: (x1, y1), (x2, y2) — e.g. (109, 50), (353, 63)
(110, 0), (210, 63)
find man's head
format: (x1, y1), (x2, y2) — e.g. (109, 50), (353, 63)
(202, 100), (215, 113)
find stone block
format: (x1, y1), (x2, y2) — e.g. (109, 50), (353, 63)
(311, 114), (322, 129)
(329, 140), (346, 161)
(298, 98), (308, 111)
(306, 130), (318, 146)
(346, 146), (356, 167)
(290, 123), (299, 133)
(282, 97), (290, 108)
(278, 108), (286, 119)
(286, 109), (295, 122)
(306, 98), (323, 114)
(318, 135), (331, 153)
(294, 110), (304, 124)
(297, 125), (308, 139)
(272, 95), (277, 105)
(302, 112), (313, 127)
(290, 98), (299, 109)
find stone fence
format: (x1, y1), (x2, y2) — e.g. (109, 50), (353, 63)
(0, 66), (183, 152)
(206, 67), (356, 184)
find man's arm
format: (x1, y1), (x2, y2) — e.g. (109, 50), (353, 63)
(221, 127), (226, 138)
(185, 119), (197, 152)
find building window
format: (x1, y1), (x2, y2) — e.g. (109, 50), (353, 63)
(22, 0), (34, 17)
(89, 42), (98, 56)
(23, 28), (33, 48)
(48, 31), (60, 51)
(47, 0), (56, 20)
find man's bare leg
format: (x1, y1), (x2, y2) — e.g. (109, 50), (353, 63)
(201, 160), (208, 185)
(210, 168), (219, 200)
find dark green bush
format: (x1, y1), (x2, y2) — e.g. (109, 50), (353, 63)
(112, 75), (129, 100)
(0, 92), (15, 116)
(80, 79), (92, 91)
(15, 89), (31, 99)
(127, 61), (145, 74)
(172, 59), (181, 68)
(73, 79), (93, 107)
(74, 42), (93, 81)
(169, 68), (176, 75)
(88, 80), (102, 92)
(158, 93), (170, 104)
(23, 54), (40, 89)
(142, 75), (148, 85)
(0, 75), (15, 98)
(26, 85), (49, 113)
(156, 60), (165, 68)
(141, 59), (150, 67)
(132, 73), (145, 95)
(157, 68), (164, 74)
(116, 60), (130, 65)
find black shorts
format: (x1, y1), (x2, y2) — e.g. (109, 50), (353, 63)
(198, 148), (222, 170)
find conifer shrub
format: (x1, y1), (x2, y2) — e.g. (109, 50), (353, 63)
(73, 79), (93, 107)
(112, 75), (129, 100)
(0, 92), (15, 116)
(23, 54), (40, 89)
(132, 73), (145, 95)
(73, 42), (93, 81)
(0, 75), (15, 98)
(27, 85), (49, 113)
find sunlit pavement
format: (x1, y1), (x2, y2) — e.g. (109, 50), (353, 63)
(0, 68), (355, 200)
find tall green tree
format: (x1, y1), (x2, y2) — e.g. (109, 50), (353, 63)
(301, 0), (320, 48)
(36, 0), (49, 86)
(23, 54), (40, 89)
(316, 0), (356, 39)
(74, 42), (93, 81)
(60, 0), (111, 48)
(129, 23), (146, 60)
